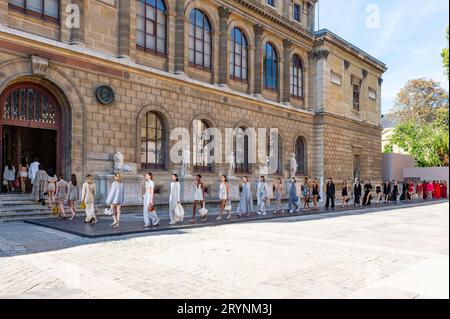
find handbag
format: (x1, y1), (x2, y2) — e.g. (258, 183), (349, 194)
(2, 180), (8, 186)
(52, 204), (60, 215)
(199, 201), (208, 217)
(13, 179), (20, 189)
(224, 199), (232, 212)
(104, 208), (113, 216)
(174, 203), (184, 222)
(148, 203), (155, 213)
(80, 201), (86, 210)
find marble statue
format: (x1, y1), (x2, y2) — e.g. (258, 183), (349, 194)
(181, 145), (191, 177)
(290, 153), (298, 177)
(113, 152), (137, 174)
(228, 152), (235, 177)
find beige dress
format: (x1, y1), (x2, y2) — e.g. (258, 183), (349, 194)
(82, 182), (96, 222)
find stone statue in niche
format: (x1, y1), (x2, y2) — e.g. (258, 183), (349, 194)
(290, 153), (298, 177)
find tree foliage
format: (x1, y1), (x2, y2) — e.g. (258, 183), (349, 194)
(386, 79), (449, 167)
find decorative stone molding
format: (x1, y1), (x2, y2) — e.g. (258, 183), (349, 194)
(344, 60), (350, 70)
(95, 85), (115, 105)
(253, 24), (265, 37)
(283, 39), (294, 51)
(30, 55), (49, 77)
(218, 6), (231, 20)
(312, 49), (329, 61)
(362, 69), (368, 79)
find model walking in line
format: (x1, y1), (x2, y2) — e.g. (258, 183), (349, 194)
(302, 177), (311, 212)
(383, 180), (391, 203)
(46, 168), (57, 208)
(390, 180), (399, 203)
(354, 179), (362, 207)
(169, 174), (181, 225)
(325, 177), (335, 210)
(363, 181), (373, 206)
(237, 176), (252, 218)
(342, 180), (349, 208)
(33, 165), (48, 205)
(56, 176), (68, 219)
(273, 178), (284, 214)
(217, 175), (231, 220)
(375, 181), (383, 205)
(3, 161), (16, 193)
(416, 181), (423, 200)
(256, 176), (268, 216)
(82, 175), (97, 223)
(142, 172), (160, 228)
(107, 173), (125, 228)
(191, 175), (207, 224)
(18, 159), (28, 194)
(312, 178), (320, 210)
(66, 174), (79, 221)
(287, 177), (299, 214)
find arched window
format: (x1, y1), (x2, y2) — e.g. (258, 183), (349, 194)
(295, 137), (307, 175)
(234, 127), (250, 174)
(9, 0), (60, 22)
(263, 43), (278, 90)
(192, 119), (213, 172)
(136, 0), (167, 55)
(291, 54), (304, 98)
(140, 112), (166, 169)
(230, 28), (248, 81)
(189, 9), (212, 69)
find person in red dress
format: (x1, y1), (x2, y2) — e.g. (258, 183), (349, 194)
(442, 181), (448, 198)
(427, 181), (434, 199)
(416, 182), (423, 200)
(434, 181), (441, 199)
(422, 181), (428, 200)
(408, 181), (415, 200)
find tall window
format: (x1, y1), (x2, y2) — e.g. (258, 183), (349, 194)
(291, 54), (304, 99)
(230, 28), (248, 81)
(353, 84), (360, 111)
(295, 137), (307, 176)
(189, 9), (212, 69)
(9, 0), (60, 22)
(293, 4), (301, 22)
(263, 43), (278, 90)
(193, 119), (214, 172)
(267, 0), (276, 7)
(136, 0), (167, 55)
(141, 112), (166, 169)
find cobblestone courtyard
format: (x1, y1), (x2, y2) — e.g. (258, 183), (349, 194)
(0, 202), (448, 299)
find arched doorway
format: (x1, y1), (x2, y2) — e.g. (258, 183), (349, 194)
(0, 82), (62, 184)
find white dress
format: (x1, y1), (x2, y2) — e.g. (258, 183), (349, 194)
(106, 181), (125, 205)
(169, 181), (181, 223)
(82, 182), (96, 222)
(194, 183), (203, 201)
(219, 182), (227, 200)
(3, 167), (15, 181)
(143, 180), (160, 226)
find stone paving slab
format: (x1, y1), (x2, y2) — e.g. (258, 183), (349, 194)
(25, 199), (448, 238)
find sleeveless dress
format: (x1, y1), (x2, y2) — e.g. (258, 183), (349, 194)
(67, 182), (80, 201)
(56, 180), (68, 201)
(194, 183), (204, 201)
(219, 182), (227, 200)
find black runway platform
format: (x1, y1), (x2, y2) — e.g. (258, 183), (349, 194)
(25, 199), (447, 238)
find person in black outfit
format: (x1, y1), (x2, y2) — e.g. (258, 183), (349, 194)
(363, 181), (373, 206)
(400, 182), (407, 201)
(341, 181), (350, 208)
(354, 179), (362, 207)
(325, 177), (335, 209)
(383, 181), (391, 203)
(390, 181), (399, 203)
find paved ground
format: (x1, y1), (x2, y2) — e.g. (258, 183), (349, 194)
(0, 201), (448, 299)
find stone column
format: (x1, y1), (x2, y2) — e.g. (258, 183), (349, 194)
(118, 0), (131, 58)
(282, 39), (293, 104)
(218, 7), (231, 86)
(377, 77), (383, 125)
(312, 49), (329, 112)
(175, 0), (186, 74)
(69, 0), (85, 45)
(309, 1), (316, 33)
(253, 24), (264, 96)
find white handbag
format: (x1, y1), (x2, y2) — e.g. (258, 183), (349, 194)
(104, 208), (113, 216)
(224, 200), (232, 212)
(199, 201), (208, 217)
(174, 203), (184, 222)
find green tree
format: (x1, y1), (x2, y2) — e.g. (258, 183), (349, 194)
(386, 80), (449, 167)
(442, 27), (449, 80)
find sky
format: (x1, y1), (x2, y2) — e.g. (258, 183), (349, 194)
(318, 0), (449, 114)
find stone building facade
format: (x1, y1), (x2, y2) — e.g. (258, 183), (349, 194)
(0, 0), (386, 200)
